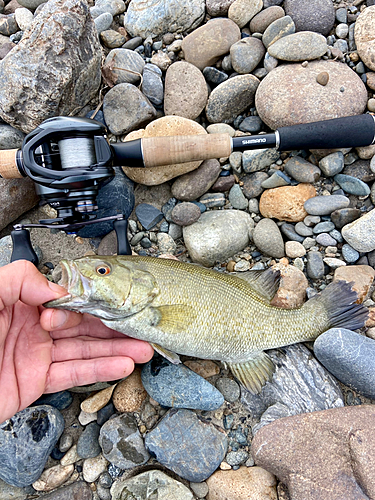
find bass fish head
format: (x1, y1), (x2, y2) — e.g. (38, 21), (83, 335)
(44, 256), (160, 320)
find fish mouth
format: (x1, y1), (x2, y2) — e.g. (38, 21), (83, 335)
(44, 260), (91, 309)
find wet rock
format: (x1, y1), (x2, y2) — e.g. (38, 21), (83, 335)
(183, 210), (254, 266)
(141, 357), (224, 410)
(230, 37), (266, 74)
(171, 159), (221, 201)
(284, 0), (335, 36)
(103, 48), (145, 86)
(342, 208), (375, 252)
(259, 184), (316, 222)
(253, 218), (285, 258)
(0, 406), (64, 487)
(145, 409), (227, 482)
(0, 0), (101, 133)
(268, 31), (328, 61)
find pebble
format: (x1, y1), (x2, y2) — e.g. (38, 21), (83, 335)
(295, 221), (313, 237)
(82, 454), (109, 483)
(34, 391), (73, 411)
(242, 172), (269, 198)
(94, 12), (113, 33)
(242, 148), (280, 173)
(157, 233), (177, 254)
(144, 409), (228, 482)
(99, 414), (150, 469)
(334, 173), (371, 196)
(262, 15), (295, 49)
(0, 406), (64, 487)
(230, 37), (266, 74)
(183, 360), (221, 378)
(211, 174), (235, 192)
(228, 183), (248, 209)
(14, 7), (33, 31)
(341, 244), (360, 263)
(142, 63), (163, 106)
(77, 422), (101, 459)
(103, 48), (144, 86)
(313, 221), (335, 234)
(78, 410), (98, 426)
(215, 378), (241, 403)
(323, 257), (346, 269)
(228, 0), (263, 28)
(250, 6), (285, 33)
(285, 241), (306, 258)
(284, 0), (335, 35)
(253, 218), (285, 258)
(171, 202), (202, 226)
(268, 31), (328, 61)
(319, 152), (345, 177)
(333, 264), (375, 303)
(112, 368), (147, 412)
(190, 480), (209, 499)
(261, 171), (290, 189)
(141, 357), (224, 410)
(284, 156), (321, 183)
(304, 195), (350, 216)
(316, 233), (337, 247)
(135, 203), (164, 230)
(80, 385), (117, 414)
(341, 208), (375, 252)
(203, 66), (229, 85)
(32, 464), (74, 492)
(306, 251), (325, 279)
(100, 29), (126, 49)
(238, 115), (263, 133)
(280, 223), (305, 242)
(271, 262), (308, 309)
(259, 184), (316, 222)
(199, 192), (225, 208)
(60, 444), (80, 466)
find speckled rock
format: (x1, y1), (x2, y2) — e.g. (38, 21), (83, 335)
(284, 157), (321, 183)
(228, 0), (263, 28)
(284, 0), (335, 35)
(253, 218), (285, 258)
(268, 31), (328, 61)
(112, 368), (147, 413)
(164, 61), (208, 119)
(171, 202), (202, 226)
(255, 61), (368, 129)
(181, 18), (241, 70)
(341, 209), (375, 252)
(242, 148), (280, 173)
(259, 184), (316, 222)
(171, 159), (221, 201)
(355, 6), (375, 72)
(230, 37), (266, 74)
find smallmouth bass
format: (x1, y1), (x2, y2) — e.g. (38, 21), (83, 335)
(45, 255), (368, 394)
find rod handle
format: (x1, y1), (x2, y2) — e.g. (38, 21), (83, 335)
(278, 114), (375, 151)
(0, 149), (23, 178)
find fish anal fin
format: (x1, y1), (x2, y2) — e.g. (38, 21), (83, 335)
(153, 304), (195, 334)
(235, 269), (281, 302)
(227, 351), (275, 394)
(150, 343), (181, 364)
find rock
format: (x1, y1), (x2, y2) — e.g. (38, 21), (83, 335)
(271, 262), (308, 308)
(141, 356), (224, 410)
(110, 470), (194, 500)
(314, 328), (375, 399)
(259, 184), (316, 222)
(94, 12), (113, 34)
(284, 157), (321, 183)
(341, 244), (360, 264)
(78, 410), (98, 426)
(255, 61), (367, 130)
(82, 454), (108, 483)
(238, 115), (263, 133)
(262, 15), (295, 49)
(268, 31), (328, 61)
(216, 378), (240, 403)
(203, 66), (229, 85)
(284, 0), (335, 35)
(242, 171), (269, 198)
(206, 74), (260, 123)
(112, 368), (147, 412)
(318, 151), (344, 177)
(34, 481), (93, 500)
(333, 265), (375, 303)
(280, 223), (305, 242)
(102, 48), (145, 86)
(144, 409), (227, 482)
(164, 61), (208, 119)
(100, 29), (126, 48)
(80, 385), (117, 414)
(122, 116), (207, 185)
(355, 6), (375, 72)
(141, 63), (164, 106)
(206, 466), (277, 500)
(184, 360), (221, 378)
(124, 0), (205, 38)
(253, 218), (285, 258)
(0, 406), (64, 487)
(342, 209), (375, 252)
(230, 37), (266, 74)
(242, 148), (280, 173)
(199, 192), (225, 208)
(171, 202), (202, 226)
(183, 210), (254, 266)
(334, 174), (371, 196)
(90, 0), (125, 17)
(306, 251), (324, 279)
(241, 344), (344, 432)
(99, 414), (150, 469)
(103, 83), (156, 135)
(135, 203), (164, 230)
(60, 444), (80, 466)
(157, 233), (177, 254)
(228, 183), (248, 209)
(0, 178), (38, 232)
(252, 405), (375, 500)
(32, 464), (74, 492)
(0, 0), (101, 133)
(228, 0), (263, 28)
(14, 7), (33, 31)
(77, 422), (101, 459)
(171, 159), (221, 201)
(211, 175), (235, 192)
(34, 391), (73, 411)
(304, 194), (350, 216)
(17, 0), (44, 7)
(250, 6), (285, 33)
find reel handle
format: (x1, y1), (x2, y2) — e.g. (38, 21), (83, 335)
(10, 228), (39, 265)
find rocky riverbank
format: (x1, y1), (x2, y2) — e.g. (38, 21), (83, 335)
(1, 0), (375, 499)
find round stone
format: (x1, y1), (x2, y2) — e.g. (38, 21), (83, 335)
(253, 218), (285, 258)
(284, 0), (335, 36)
(259, 184), (316, 222)
(268, 31), (328, 61)
(171, 159), (221, 201)
(262, 15), (295, 49)
(341, 208), (375, 253)
(103, 48), (145, 85)
(355, 6), (375, 72)
(249, 6), (285, 33)
(228, 0), (263, 28)
(171, 202), (202, 226)
(285, 241), (306, 258)
(230, 37), (266, 74)
(304, 195), (350, 216)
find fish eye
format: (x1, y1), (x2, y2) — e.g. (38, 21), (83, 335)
(96, 264), (111, 276)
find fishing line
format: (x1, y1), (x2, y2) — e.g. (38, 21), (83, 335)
(58, 137), (96, 169)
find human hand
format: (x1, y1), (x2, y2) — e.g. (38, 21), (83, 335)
(0, 260), (154, 424)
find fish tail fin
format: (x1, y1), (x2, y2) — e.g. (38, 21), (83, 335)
(307, 280), (368, 331)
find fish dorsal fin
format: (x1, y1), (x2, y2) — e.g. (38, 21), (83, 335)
(150, 343), (181, 364)
(234, 269), (281, 302)
(227, 351), (275, 394)
(152, 304), (196, 334)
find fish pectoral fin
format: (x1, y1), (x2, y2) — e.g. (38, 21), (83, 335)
(227, 351), (275, 394)
(152, 304), (195, 334)
(150, 343), (181, 364)
(234, 269), (281, 302)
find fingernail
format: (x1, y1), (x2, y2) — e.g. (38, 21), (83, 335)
(51, 310), (68, 329)
(48, 281), (66, 294)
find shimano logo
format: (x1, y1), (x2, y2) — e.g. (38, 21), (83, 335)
(242, 138), (267, 145)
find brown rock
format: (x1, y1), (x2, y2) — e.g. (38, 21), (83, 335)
(355, 6), (375, 72)
(365, 306), (375, 328)
(259, 184), (316, 222)
(171, 202), (201, 226)
(122, 116), (207, 185)
(206, 466), (277, 500)
(164, 61), (208, 120)
(171, 159), (221, 201)
(181, 18), (241, 70)
(112, 367), (147, 412)
(366, 71), (375, 91)
(316, 71), (329, 86)
(3, 0), (21, 14)
(0, 177), (39, 231)
(80, 384), (117, 413)
(252, 405), (375, 500)
(271, 262), (308, 309)
(333, 265), (375, 303)
(250, 6), (285, 33)
(228, 0), (263, 28)
(211, 174), (235, 192)
(184, 359), (221, 378)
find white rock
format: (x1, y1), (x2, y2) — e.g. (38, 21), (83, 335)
(32, 465), (74, 492)
(83, 454), (109, 483)
(60, 444), (80, 466)
(342, 209), (375, 252)
(78, 410), (98, 426)
(15, 7), (34, 31)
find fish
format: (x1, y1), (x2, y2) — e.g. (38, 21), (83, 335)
(44, 255), (368, 394)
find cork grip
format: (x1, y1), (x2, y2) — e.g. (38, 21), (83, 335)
(141, 134), (232, 168)
(0, 149), (22, 178)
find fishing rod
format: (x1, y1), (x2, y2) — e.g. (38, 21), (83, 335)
(1, 114), (374, 265)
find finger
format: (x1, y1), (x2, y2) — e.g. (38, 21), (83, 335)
(0, 260), (67, 308)
(40, 308), (83, 331)
(48, 313), (126, 340)
(51, 337), (154, 364)
(44, 356), (136, 393)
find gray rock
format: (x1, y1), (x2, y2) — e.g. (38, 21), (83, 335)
(253, 218), (285, 258)
(103, 83), (156, 135)
(334, 174), (371, 196)
(171, 159), (221, 201)
(316, 233), (337, 246)
(142, 63), (163, 106)
(0, 0), (101, 133)
(0, 479), (29, 500)
(157, 233), (176, 254)
(100, 30), (126, 48)
(263, 51), (278, 72)
(336, 7), (347, 24)
(124, 0), (205, 38)
(94, 12), (113, 33)
(239, 115), (263, 133)
(110, 470), (194, 500)
(199, 192), (225, 208)
(171, 202), (201, 226)
(0, 406), (64, 487)
(319, 151), (345, 177)
(0, 179), (39, 232)
(0, 124), (24, 148)
(250, 6), (285, 33)
(216, 378), (240, 403)
(280, 223), (305, 242)
(313, 221), (335, 234)
(135, 203), (164, 230)
(341, 208), (375, 252)
(123, 36), (143, 50)
(268, 31), (328, 61)
(341, 244), (359, 263)
(242, 171), (269, 198)
(314, 328), (375, 399)
(331, 208), (361, 229)
(284, 0), (335, 36)
(36, 481), (93, 500)
(90, 0), (125, 18)
(295, 221), (313, 237)
(304, 215), (321, 226)
(228, 183), (248, 209)
(230, 37), (266, 74)
(355, 7), (375, 72)
(261, 171), (291, 188)
(242, 148), (280, 173)
(225, 450), (249, 466)
(284, 156), (321, 183)
(0, 14), (17, 35)
(202, 66), (228, 85)
(77, 422), (101, 459)
(241, 344), (344, 433)
(304, 195), (350, 215)
(144, 409), (227, 482)
(103, 48), (145, 86)
(99, 414), (150, 469)
(17, 0), (45, 8)
(206, 74), (260, 124)
(183, 210), (254, 266)
(306, 250), (324, 279)
(228, 0), (262, 28)
(262, 15), (295, 49)
(206, 0), (236, 16)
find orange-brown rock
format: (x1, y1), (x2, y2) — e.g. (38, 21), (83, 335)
(271, 262), (308, 309)
(333, 265), (375, 304)
(259, 184), (316, 222)
(112, 367), (147, 412)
